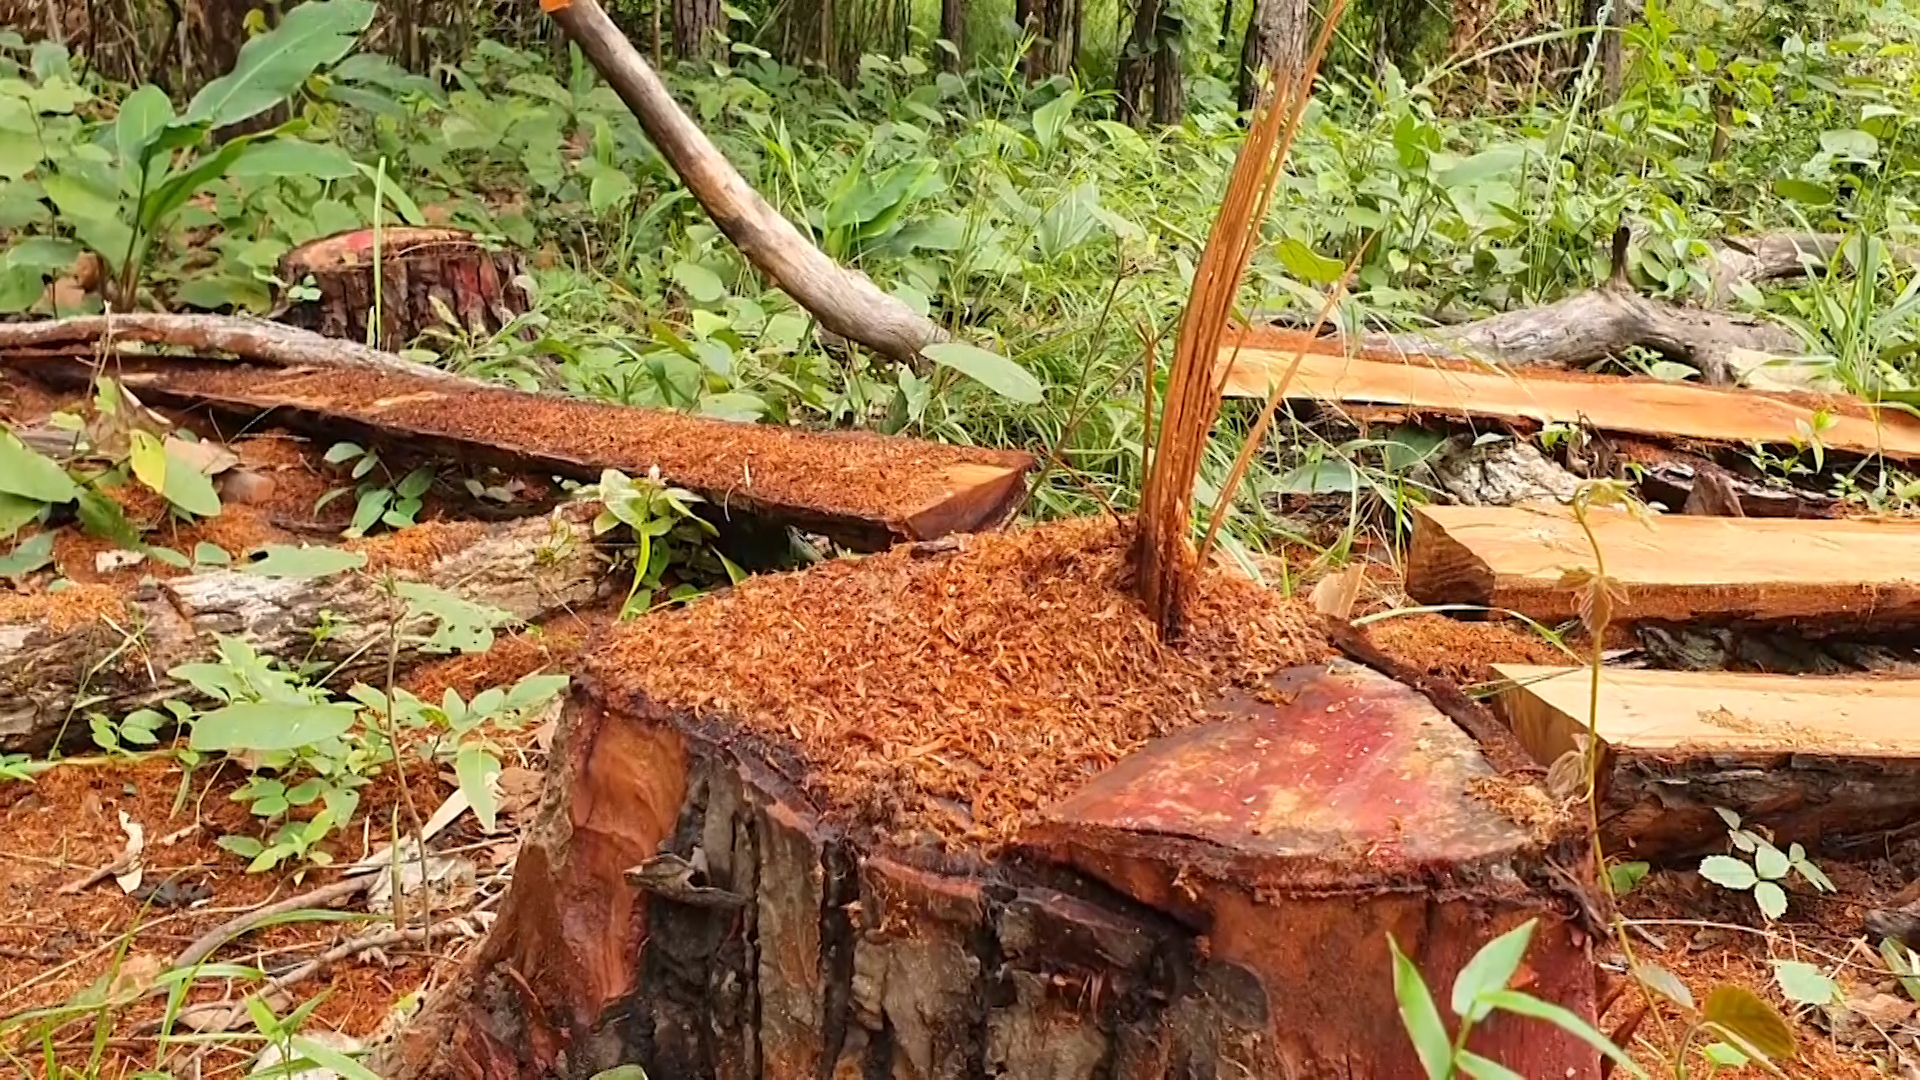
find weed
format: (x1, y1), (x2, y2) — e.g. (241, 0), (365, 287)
(1698, 808), (1836, 921)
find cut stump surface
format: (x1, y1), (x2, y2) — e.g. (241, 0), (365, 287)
(277, 227), (533, 351)
(1494, 663), (1920, 860)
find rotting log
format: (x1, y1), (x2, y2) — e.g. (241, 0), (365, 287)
(9, 356), (1035, 553)
(0, 313), (466, 383)
(1492, 663), (1920, 861)
(1217, 341), (1920, 461)
(1404, 503), (1920, 629)
(0, 505), (608, 754)
(276, 227), (533, 351)
(371, 660), (1601, 1080)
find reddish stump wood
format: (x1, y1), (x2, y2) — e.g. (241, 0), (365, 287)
(276, 227), (533, 351)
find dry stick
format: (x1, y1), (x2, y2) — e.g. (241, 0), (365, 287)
(0, 313), (470, 384)
(1194, 237), (1372, 566)
(541, 0), (945, 369)
(172, 875), (375, 972)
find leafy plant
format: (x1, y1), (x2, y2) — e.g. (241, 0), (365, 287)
(1698, 808), (1835, 920)
(1389, 918), (1646, 1079)
(318, 441), (435, 536)
(1631, 962), (1801, 1077)
(575, 468), (746, 617)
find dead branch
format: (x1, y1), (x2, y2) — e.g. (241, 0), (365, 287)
(172, 875), (376, 972)
(0, 313), (469, 383)
(1705, 231), (1920, 304)
(542, 0), (946, 369)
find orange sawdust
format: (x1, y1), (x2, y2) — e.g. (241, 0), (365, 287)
(586, 516), (1330, 849)
(0, 582), (127, 631)
(352, 519), (489, 575)
(1362, 613), (1575, 686)
(403, 612), (603, 703)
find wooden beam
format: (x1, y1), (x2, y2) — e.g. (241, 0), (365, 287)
(10, 357), (1034, 552)
(1216, 344), (1920, 460)
(1492, 663), (1920, 859)
(1404, 503), (1920, 628)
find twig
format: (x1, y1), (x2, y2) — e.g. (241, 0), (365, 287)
(172, 875), (374, 972)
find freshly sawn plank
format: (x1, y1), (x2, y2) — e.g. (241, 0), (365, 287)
(1404, 503), (1920, 627)
(15, 357), (1034, 552)
(1216, 345), (1920, 460)
(1492, 663), (1920, 858)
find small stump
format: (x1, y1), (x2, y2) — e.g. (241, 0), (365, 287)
(375, 523), (1600, 1079)
(276, 227), (532, 350)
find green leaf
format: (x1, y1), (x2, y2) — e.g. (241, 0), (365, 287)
(1701, 984), (1796, 1061)
(1455, 1052), (1524, 1080)
(216, 834), (266, 859)
(41, 172), (133, 273)
(193, 541), (231, 565)
(129, 430), (168, 497)
(182, 0), (377, 131)
(160, 443), (223, 517)
(0, 532), (53, 578)
(240, 544), (367, 579)
(456, 743), (502, 832)
(671, 261), (725, 303)
(0, 432), (78, 502)
(1699, 855), (1758, 890)
(504, 673), (570, 713)
(1388, 936), (1452, 1080)
(1819, 128), (1878, 159)
(1438, 144), (1527, 188)
(323, 441), (364, 464)
(1478, 991), (1646, 1078)
(921, 342), (1043, 405)
(589, 170), (636, 214)
(1451, 919), (1536, 1023)
(1771, 960), (1836, 1007)
(1608, 861), (1650, 896)
(1276, 237), (1346, 285)
(1772, 178), (1834, 206)
(3, 236), (83, 272)
(1702, 1042), (1749, 1068)
(115, 84), (174, 176)
(286, 1036), (384, 1080)
(1753, 842), (1790, 881)
(349, 487), (391, 534)
(77, 489), (142, 549)
(0, 493), (44, 539)
(395, 467), (434, 500)
(1634, 964), (1693, 1011)
(228, 138), (358, 180)
(1754, 880), (1788, 920)
(1032, 89), (1081, 152)
(189, 701), (358, 753)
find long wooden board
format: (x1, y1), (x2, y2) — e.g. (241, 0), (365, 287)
(1217, 345), (1920, 460)
(1405, 503), (1920, 627)
(10, 356), (1034, 552)
(1492, 663), (1920, 858)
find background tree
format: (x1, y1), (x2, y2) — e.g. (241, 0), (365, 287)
(1236, 0), (1308, 108)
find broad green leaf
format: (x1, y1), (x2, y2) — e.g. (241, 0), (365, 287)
(160, 443), (223, 517)
(1452, 919), (1536, 1023)
(396, 468), (434, 500)
(1753, 842), (1790, 881)
(1754, 880), (1788, 920)
(1702, 1042), (1749, 1068)
(1607, 861), (1650, 896)
(182, 0), (377, 131)
(504, 673), (570, 713)
(0, 532), (53, 578)
(1032, 89), (1081, 152)
(1276, 237), (1346, 285)
(1771, 960), (1836, 1007)
(0, 432), (78, 502)
(39, 172), (132, 273)
(1819, 128), (1878, 159)
(76, 489), (142, 549)
(323, 442), (364, 464)
(1772, 178), (1834, 206)
(671, 261), (725, 303)
(589, 170), (636, 214)
(189, 701), (357, 753)
(1699, 855), (1757, 890)
(0, 492), (44, 539)
(349, 487), (391, 534)
(3, 236), (83, 272)
(228, 138), (358, 180)
(1478, 991), (1646, 1078)
(193, 541), (231, 565)
(139, 128), (276, 233)
(1702, 984), (1796, 1061)
(0, 265), (37, 313)
(129, 430), (168, 497)
(1387, 936), (1451, 1080)
(115, 85), (174, 176)
(1438, 144), (1527, 188)
(240, 544), (368, 579)
(456, 743), (502, 832)
(1633, 964), (1693, 1011)
(921, 342), (1043, 404)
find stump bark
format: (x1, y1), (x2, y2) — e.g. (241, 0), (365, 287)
(276, 228), (534, 351)
(373, 660), (1602, 1079)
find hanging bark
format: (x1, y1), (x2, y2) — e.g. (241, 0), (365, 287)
(1236, 0), (1310, 109)
(543, 0), (946, 369)
(672, 0), (725, 61)
(276, 228), (534, 352)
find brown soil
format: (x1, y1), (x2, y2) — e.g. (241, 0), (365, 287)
(133, 363), (1034, 527)
(587, 516), (1329, 849)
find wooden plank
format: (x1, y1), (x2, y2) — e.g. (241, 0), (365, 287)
(1492, 663), (1920, 858)
(11, 357), (1034, 552)
(1217, 345), (1920, 460)
(1404, 503), (1920, 627)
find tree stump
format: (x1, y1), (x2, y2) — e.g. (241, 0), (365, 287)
(276, 228), (533, 351)
(375, 652), (1603, 1079)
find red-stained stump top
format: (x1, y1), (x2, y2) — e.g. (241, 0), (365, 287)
(1025, 660), (1558, 902)
(105, 361), (1034, 550)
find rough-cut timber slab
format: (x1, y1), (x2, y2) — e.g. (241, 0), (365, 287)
(374, 659), (1599, 1080)
(1493, 663), (1920, 860)
(1025, 660), (1596, 1078)
(0, 506), (608, 753)
(15, 356), (1033, 552)
(1405, 502), (1920, 628)
(277, 227), (533, 350)
(1217, 343), (1920, 460)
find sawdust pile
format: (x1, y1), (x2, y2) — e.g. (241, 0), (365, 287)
(587, 517), (1330, 849)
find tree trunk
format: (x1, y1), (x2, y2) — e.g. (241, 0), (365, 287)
(1236, 0), (1310, 109)
(547, 0), (948, 369)
(276, 228), (533, 352)
(1016, 0), (1040, 78)
(672, 0), (724, 61)
(1217, 0), (1234, 51)
(1116, 0), (1161, 127)
(939, 0), (964, 68)
(1150, 25), (1184, 126)
(181, 0), (252, 98)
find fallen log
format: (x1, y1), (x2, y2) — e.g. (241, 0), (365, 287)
(276, 227), (533, 351)
(371, 520), (1599, 1080)
(0, 313), (462, 383)
(10, 355), (1035, 552)
(1404, 503), (1920, 629)
(0, 505), (608, 753)
(1218, 341), (1920, 461)
(1492, 663), (1920, 860)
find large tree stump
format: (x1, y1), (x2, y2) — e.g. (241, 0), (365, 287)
(276, 228), (534, 351)
(374, 659), (1601, 1079)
